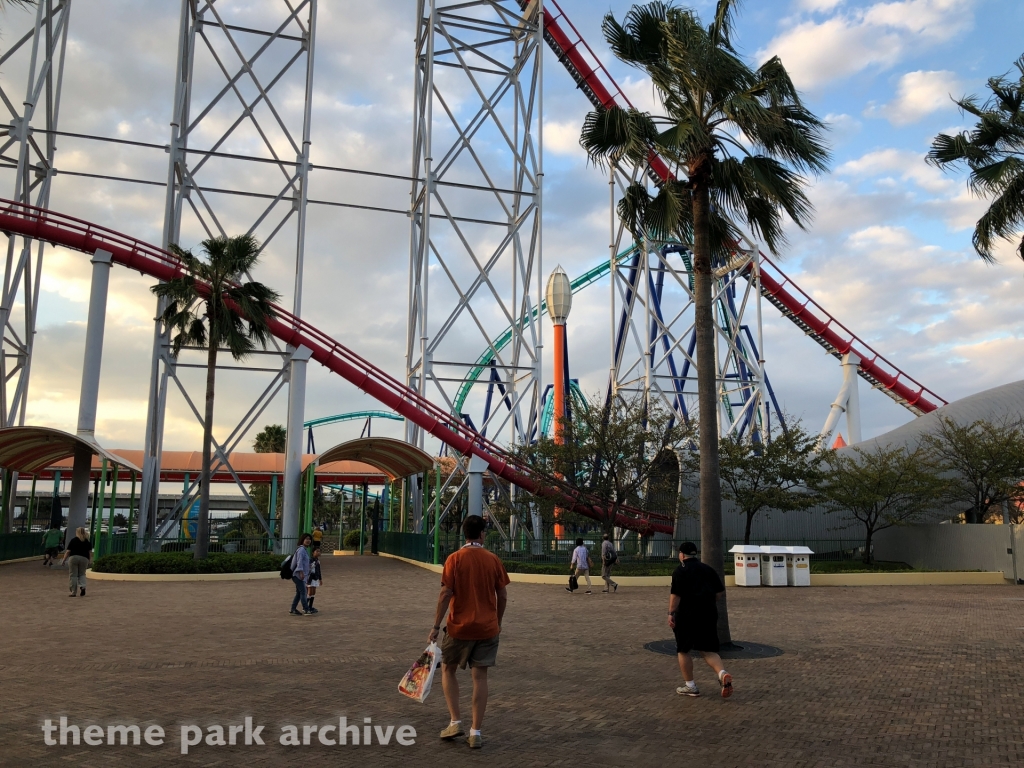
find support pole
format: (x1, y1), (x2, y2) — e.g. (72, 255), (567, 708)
(433, 463), (441, 565)
(105, 469), (117, 555)
(127, 471), (136, 539)
(26, 475), (36, 532)
(269, 474), (279, 538)
(358, 482), (367, 555)
(842, 353), (862, 445)
(282, 346), (312, 551)
(468, 454), (487, 519)
(92, 460), (107, 547)
(67, 249), (112, 547)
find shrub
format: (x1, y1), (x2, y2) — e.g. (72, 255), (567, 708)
(343, 530), (361, 549)
(92, 552), (281, 574)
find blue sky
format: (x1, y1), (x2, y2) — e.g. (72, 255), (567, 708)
(2, 0), (1023, 453)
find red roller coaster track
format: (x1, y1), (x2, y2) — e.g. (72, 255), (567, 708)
(539, 0), (946, 415)
(0, 199), (674, 535)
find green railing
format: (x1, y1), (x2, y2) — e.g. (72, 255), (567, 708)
(378, 531), (431, 563)
(0, 532), (46, 561)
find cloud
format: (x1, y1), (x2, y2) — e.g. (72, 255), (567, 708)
(544, 120), (584, 156)
(865, 70), (964, 126)
(760, 0), (976, 90)
(837, 148), (955, 194)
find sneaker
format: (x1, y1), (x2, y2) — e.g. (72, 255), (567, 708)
(676, 684), (701, 697)
(439, 723), (464, 740)
(564, 587), (573, 593)
(467, 733), (483, 749)
(289, 609), (304, 616)
(303, 609), (316, 616)
(719, 673), (733, 699)
(68, 593), (76, 598)
(602, 589), (609, 593)
(307, 608), (320, 614)
(80, 588), (85, 596)
(613, 583), (618, 592)
(584, 590), (592, 594)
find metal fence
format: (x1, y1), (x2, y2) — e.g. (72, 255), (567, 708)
(0, 532), (44, 561)
(378, 531), (432, 563)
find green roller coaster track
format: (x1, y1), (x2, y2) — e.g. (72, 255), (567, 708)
(451, 245), (640, 417)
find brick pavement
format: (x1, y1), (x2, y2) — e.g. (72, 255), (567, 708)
(0, 556), (1022, 767)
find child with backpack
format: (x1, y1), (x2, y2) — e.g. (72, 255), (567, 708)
(306, 546), (323, 614)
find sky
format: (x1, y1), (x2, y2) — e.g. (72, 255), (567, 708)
(2, 0), (1024, 457)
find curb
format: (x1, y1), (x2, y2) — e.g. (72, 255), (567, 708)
(85, 569), (281, 582)
(375, 554), (1009, 587)
(0, 556), (51, 566)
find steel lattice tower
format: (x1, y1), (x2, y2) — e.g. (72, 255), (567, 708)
(407, 0), (544, 529)
(137, 0), (318, 548)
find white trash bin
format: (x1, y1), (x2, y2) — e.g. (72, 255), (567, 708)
(728, 545), (762, 586)
(760, 546), (789, 586)
(786, 546), (814, 587)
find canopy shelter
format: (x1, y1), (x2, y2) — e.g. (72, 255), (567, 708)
(37, 450), (388, 485)
(315, 437), (435, 479)
(0, 426), (140, 476)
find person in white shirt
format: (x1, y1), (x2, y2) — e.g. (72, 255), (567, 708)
(566, 538), (593, 594)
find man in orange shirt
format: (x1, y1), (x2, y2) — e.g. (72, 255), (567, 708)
(428, 514), (510, 750)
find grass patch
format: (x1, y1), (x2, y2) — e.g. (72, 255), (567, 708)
(92, 552), (282, 575)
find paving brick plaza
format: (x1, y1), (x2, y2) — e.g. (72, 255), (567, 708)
(1, 555), (1022, 767)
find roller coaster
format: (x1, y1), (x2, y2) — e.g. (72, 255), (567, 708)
(0, 0), (947, 537)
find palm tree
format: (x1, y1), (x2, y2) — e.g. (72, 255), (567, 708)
(928, 55), (1024, 262)
(580, 0), (829, 640)
(153, 235), (280, 559)
(253, 424), (286, 454)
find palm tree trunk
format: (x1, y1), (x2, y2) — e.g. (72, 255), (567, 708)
(692, 179), (731, 644)
(195, 327), (217, 560)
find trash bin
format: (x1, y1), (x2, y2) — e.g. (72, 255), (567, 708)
(760, 546), (789, 586)
(786, 546), (813, 586)
(728, 545), (762, 586)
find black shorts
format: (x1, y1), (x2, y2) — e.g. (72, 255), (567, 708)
(673, 612), (720, 654)
(44, 547), (58, 556)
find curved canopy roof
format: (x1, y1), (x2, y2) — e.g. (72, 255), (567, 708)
(0, 426), (141, 475)
(316, 437), (435, 480)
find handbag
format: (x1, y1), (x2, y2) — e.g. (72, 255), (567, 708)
(398, 642), (442, 703)
(568, 574), (579, 591)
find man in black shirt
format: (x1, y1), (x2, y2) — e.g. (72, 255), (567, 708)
(668, 542), (733, 698)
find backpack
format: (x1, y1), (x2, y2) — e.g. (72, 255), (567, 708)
(568, 574), (579, 592)
(603, 550), (618, 566)
(280, 554), (293, 580)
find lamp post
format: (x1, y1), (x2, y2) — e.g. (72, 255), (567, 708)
(546, 266), (572, 541)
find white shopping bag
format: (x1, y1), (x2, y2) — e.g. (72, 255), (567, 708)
(398, 642), (442, 703)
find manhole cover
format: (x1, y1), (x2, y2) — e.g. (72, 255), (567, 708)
(644, 639), (784, 660)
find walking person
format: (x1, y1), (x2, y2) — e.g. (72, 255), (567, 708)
(306, 546), (322, 614)
(428, 515), (510, 750)
(41, 526), (61, 567)
(565, 537), (593, 594)
(289, 533), (313, 616)
(601, 533), (618, 593)
(60, 528), (92, 597)
(669, 542), (733, 698)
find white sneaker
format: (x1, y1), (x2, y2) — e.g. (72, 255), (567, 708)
(676, 684), (700, 697)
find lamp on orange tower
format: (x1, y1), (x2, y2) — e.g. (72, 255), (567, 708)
(546, 266), (572, 540)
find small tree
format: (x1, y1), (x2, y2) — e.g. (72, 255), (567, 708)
(249, 423), (286, 525)
(152, 235), (280, 560)
(921, 416), (1024, 524)
(706, 422), (823, 545)
(815, 445), (947, 563)
(519, 392), (694, 539)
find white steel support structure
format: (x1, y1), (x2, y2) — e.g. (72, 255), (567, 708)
(137, 0), (317, 550)
(0, 0), (73, 529)
(819, 352), (862, 447)
(608, 182), (773, 441)
(408, 0), (544, 531)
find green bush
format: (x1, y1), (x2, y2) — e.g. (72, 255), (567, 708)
(343, 530), (361, 549)
(93, 552), (281, 574)
(159, 541), (225, 554)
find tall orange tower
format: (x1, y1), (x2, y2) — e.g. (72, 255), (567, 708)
(546, 266), (572, 539)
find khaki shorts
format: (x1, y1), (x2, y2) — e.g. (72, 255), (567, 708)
(441, 630), (500, 669)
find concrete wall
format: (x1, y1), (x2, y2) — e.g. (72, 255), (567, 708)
(874, 524), (1020, 580)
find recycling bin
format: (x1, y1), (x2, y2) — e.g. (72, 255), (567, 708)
(786, 546), (814, 586)
(760, 546), (789, 586)
(728, 544), (763, 586)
